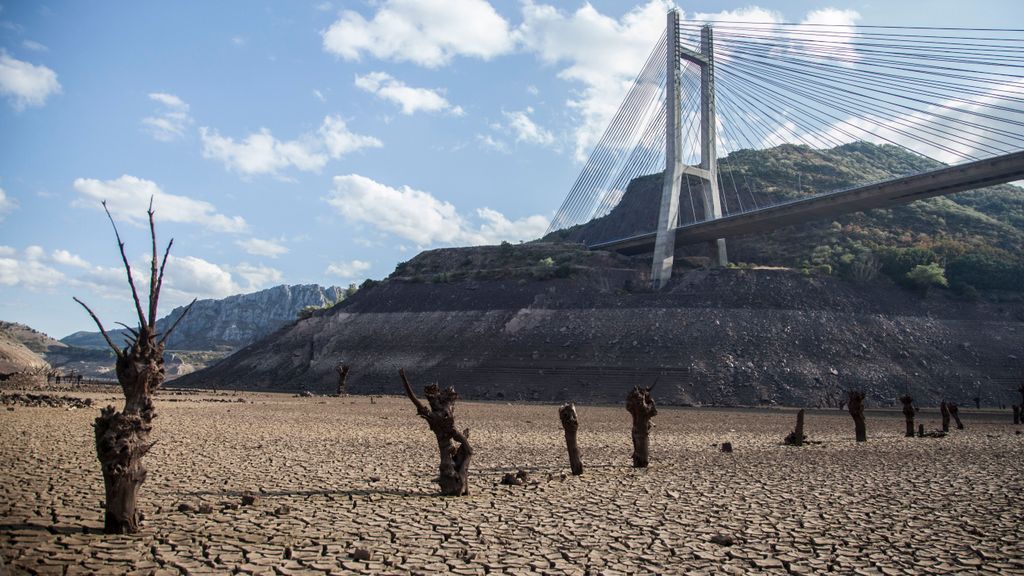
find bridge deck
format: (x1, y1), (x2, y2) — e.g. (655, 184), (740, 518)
(591, 150), (1024, 256)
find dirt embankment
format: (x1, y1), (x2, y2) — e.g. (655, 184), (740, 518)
(175, 263), (1024, 407)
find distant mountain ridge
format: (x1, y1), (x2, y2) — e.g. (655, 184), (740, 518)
(62, 284), (344, 351)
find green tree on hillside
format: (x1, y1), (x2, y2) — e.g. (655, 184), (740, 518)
(906, 263), (948, 295)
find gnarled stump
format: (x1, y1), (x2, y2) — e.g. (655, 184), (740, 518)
(900, 395), (915, 437)
(336, 364), (350, 396)
(558, 403), (583, 475)
(94, 407), (153, 533)
(784, 409), (806, 446)
(1014, 405), (1020, 425)
(626, 385), (657, 468)
(940, 401), (951, 433)
(400, 369), (472, 496)
(847, 391), (866, 442)
(948, 403), (964, 430)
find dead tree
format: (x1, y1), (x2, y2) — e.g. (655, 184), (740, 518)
(847, 391), (867, 442)
(784, 409), (806, 446)
(1014, 405), (1020, 425)
(900, 395), (915, 437)
(73, 200), (195, 534)
(940, 401), (951, 433)
(335, 363), (350, 396)
(558, 403), (583, 475)
(626, 384), (657, 467)
(948, 403), (964, 430)
(399, 369), (472, 496)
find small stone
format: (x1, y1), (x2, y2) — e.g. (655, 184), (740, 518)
(197, 503), (213, 514)
(711, 534), (735, 546)
(369, 475), (381, 483)
(273, 505), (290, 516)
(241, 494), (258, 506)
(720, 442), (733, 453)
(352, 547), (372, 561)
(177, 503), (194, 513)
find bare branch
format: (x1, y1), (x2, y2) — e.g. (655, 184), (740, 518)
(158, 298), (197, 346)
(147, 196), (158, 328)
(647, 376), (660, 393)
(153, 238), (173, 326)
(114, 322), (140, 339)
(399, 368), (428, 417)
(102, 201), (147, 329)
(72, 297), (123, 358)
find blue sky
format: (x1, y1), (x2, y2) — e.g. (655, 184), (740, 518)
(1, 0), (1021, 339)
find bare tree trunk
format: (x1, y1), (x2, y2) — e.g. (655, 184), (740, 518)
(626, 385), (657, 468)
(336, 364), (350, 396)
(847, 391), (866, 442)
(940, 401), (950, 433)
(1014, 405), (1020, 425)
(400, 369), (472, 496)
(900, 395), (915, 437)
(74, 201), (195, 534)
(948, 403), (963, 430)
(559, 403), (583, 475)
(784, 409), (805, 446)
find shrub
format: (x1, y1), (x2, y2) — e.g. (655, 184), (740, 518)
(905, 263), (948, 294)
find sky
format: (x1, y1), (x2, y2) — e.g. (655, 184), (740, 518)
(1, 0), (1022, 339)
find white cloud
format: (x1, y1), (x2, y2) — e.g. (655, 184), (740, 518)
(142, 92), (193, 142)
(313, 89), (326, 102)
(73, 174), (248, 233)
(21, 40), (47, 52)
(0, 246), (15, 257)
(325, 174), (549, 246)
(355, 71), (463, 116)
(0, 246), (64, 289)
(322, 0), (513, 68)
(0, 187), (16, 221)
(51, 249), (90, 269)
(477, 133), (509, 153)
(0, 50), (61, 110)
(236, 237), (289, 258)
(230, 262), (283, 291)
(503, 107), (554, 146)
(514, 1), (669, 161)
(325, 259), (371, 279)
(200, 115), (381, 177)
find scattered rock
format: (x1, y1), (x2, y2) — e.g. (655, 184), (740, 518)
(273, 505), (291, 516)
(500, 470), (532, 486)
(241, 494), (259, 506)
(197, 503), (213, 514)
(711, 534), (735, 546)
(720, 442), (733, 453)
(177, 503), (194, 513)
(352, 547), (372, 561)
(368, 475), (381, 483)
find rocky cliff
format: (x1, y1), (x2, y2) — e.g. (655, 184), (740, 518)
(174, 246), (1024, 408)
(62, 284), (344, 352)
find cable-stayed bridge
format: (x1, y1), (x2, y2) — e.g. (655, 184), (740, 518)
(546, 10), (1024, 287)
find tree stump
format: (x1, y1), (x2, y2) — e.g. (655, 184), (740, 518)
(948, 403), (964, 430)
(74, 201), (195, 534)
(847, 391), (866, 442)
(940, 401), (950, 433)
(626, 385), (657, 467)
(917, 423), (924, 437)
(336, 364), (350, 396)
(1014, 405), (1020, 425)
(558, 403), (583, 476)
(900, 395), (915, 437)
(784, 409), (806, 446)
(399, 369), (472, 496)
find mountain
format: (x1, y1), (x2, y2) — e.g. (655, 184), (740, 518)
(62, 284), (345, 351)
(0, 322), (54, 376)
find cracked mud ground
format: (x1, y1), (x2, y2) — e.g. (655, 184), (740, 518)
(1, 391), (1022, 575)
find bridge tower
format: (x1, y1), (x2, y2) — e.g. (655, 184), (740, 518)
(651, 10), (727, 289)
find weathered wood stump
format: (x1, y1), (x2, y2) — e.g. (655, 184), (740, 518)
(917, 423), (924, 437)
(558, 403), (583, 475)
(74, 201), (195, 534)
(847, 391), (866, 442)
(940, 401), (951, 433)
(335, 364), (350, 396)
(626, 385), (657, 468)
(1014, 405), (1020, 425)
(784, 409), (806, 446)
(399, 369), (472, 496)
(948, 403), (963, 430)
(900, 395), (915, 437)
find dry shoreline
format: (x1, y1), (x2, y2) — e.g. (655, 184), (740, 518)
(2, 390), (1022, 574)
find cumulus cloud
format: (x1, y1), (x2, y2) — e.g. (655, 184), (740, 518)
(325, 174), (548, 246)
(142, 92), (193, 141)
(73, 174), (247, 233)
(0, 187), (16, 221)
(236, 237), (289, 258)
(0, 246), (65, 289)
(51, 249), (90, 269)
(503, 108), (554, 146)
(355, 71), (463, 116)
(200, 115), (381, 177)
(325, 259), (371, 279)
(322, 0), (513, 67)
(0, 50), (61, 110)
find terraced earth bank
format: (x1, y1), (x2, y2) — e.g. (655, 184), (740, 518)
(175, 247), (1024, 407)
(1, 392), (1022, 574)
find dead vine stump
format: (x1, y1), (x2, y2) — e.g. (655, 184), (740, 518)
(626, 385), (657, 468)
(336, 364), (350, 396)
(940, 402), (951, 433)
(558, 403), (583, 475)
(948, 403), (963, 430)
(847, 391), (866, 442)
(900, 395), (915, 437)
(784, 409), (806, 446)
(400, 369), (472, 496)
(1014, 405), (1020, 425)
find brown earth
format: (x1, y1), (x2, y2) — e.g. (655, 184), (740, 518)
(1, 390), (1022, 574)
